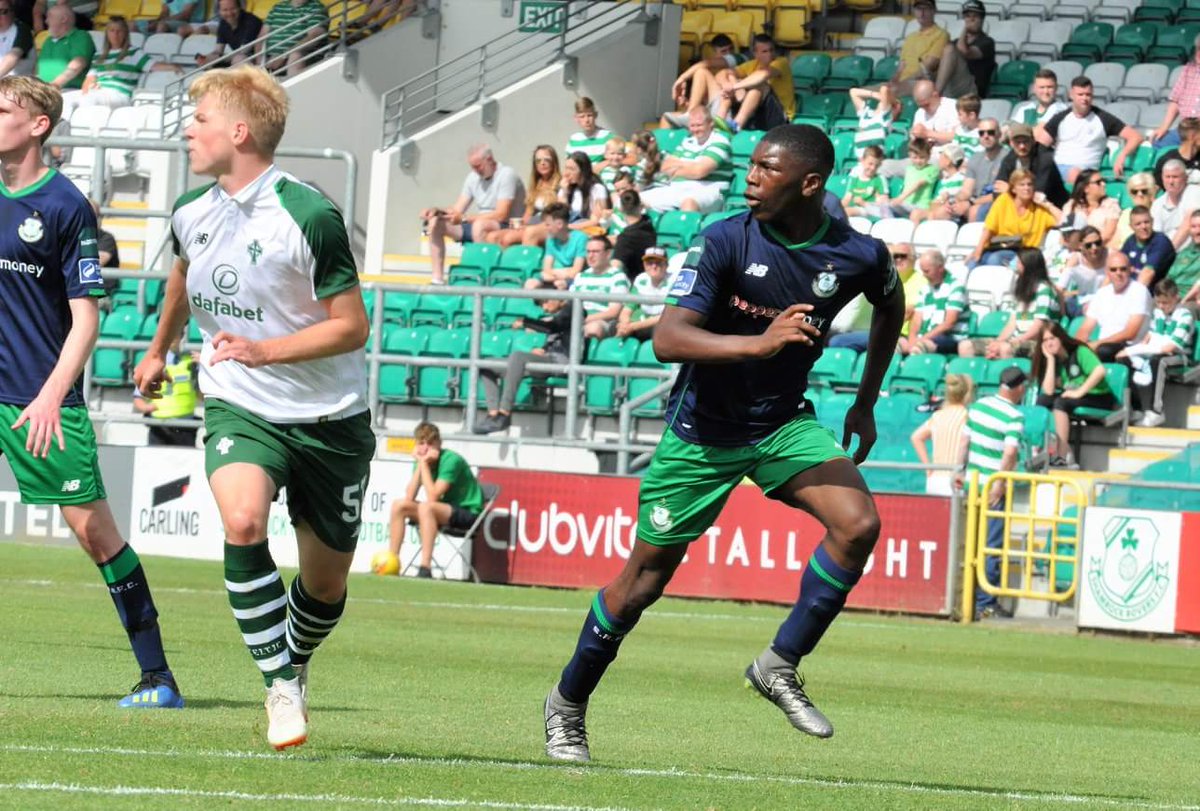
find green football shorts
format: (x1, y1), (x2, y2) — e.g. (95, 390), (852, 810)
(637, 414), (848, 546)
(0, 403), (106, 505)
(204, 399), (376, 553)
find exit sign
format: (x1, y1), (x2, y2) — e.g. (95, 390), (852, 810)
(518, 1), (566, 34)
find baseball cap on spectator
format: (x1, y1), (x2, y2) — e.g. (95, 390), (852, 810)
(643, 246), (668, 263)
(913, 0), (936, 8)
(942, 142), (966, 166)
(962, 0), (986, 15)
(1008, 122), (1034, 140)
(1000, 367), (1028, 389)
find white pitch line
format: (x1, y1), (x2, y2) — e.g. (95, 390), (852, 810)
(0, 577), (917, 631)
(3, 744), (1196, 811)
(0, 781), (634, 811)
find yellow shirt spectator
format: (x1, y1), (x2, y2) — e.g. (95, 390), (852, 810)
(984, 191), (1059, 248)
(897, 25), (950, 82)
(736, 56), (796, 120)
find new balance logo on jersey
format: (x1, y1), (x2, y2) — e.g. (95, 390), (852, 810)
(61, 479), (81, 493)
(744, 263), (769, 277)
(193, 232), (209, 245)
(191, 293), (264, 322)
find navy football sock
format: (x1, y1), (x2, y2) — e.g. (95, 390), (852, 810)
(98, 544), (171, 677)
(770, 544), (862, 666)
(557, 590), (636, 705)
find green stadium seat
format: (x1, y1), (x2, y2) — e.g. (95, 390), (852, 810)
(851, 350), (901, 392)
(871, 54), (899, 84)
(378, 326), (430, 403)
(1072, 363), (1129, 427)
(454, 242), (501, 281)
(1134, 0), (1181, 24)
(382, 290), (420, 325)
(790, 53), (831, 93)
(832, 132), (857, 172)
(585, 336), (640, 415)
(826, 174), (850, 200)
(862, 442), (925, 493)
(810, 347), (858, 389)
(875, 395), (925, 434)
(91, 347), (128, 386)
(653, 128), (687, 154)
(883, 132), (909, 160)
(701, 209), (742, 229)
(186, 319), (203, 345)
(415, 328), (471, 405)
(816, 389), (855, 431)
(821, 55), (872, 92)
(1106, 23), (1159, 62)
(494, 297), (543, 329)
(409, 293), (464, 328)
(731, 129), (764, 168)
(136, 313), (158, 340)
(656, 211), (703, 252)
(627, 339), (671, 417)
(892, 354), (948, 398)
(1062, 22), (1114, 63)
(989, 60), (1040, 100)
(946, 356), (990, 387)
(490, 245), (543, 286)
(793, 92), (842, 129)
(360, 287), (378, 320)
(1148, 23), (1200, 60)
(971, 310), (1011, 339)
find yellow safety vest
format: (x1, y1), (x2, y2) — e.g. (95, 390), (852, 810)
(153, 356), (198, 419)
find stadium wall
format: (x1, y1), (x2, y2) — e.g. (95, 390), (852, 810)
(364, 14), (678, 270)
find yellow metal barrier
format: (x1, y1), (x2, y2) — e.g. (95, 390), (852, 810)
(959, 470), (1088, 623)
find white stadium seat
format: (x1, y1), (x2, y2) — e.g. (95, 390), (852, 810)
(1020, 20), (1072, 62)
(1083, 62), (1127, 103)
(142, 32), (182, 59)
(871, 218), (915, 245)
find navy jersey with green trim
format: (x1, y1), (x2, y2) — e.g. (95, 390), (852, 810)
(664, 212), (897, 446)
(0, 169), (103, 407)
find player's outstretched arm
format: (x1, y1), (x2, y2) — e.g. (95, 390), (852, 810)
(210, 286), (369, 367)
(653, 303), (820, 363)
(845, 285), (906, 464)
(12, 297), (101, 458)
(134, 258), (191, 398)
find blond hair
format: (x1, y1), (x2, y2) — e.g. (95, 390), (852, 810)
(943, 373), (975, 406)
(189, 65), (289, 153)
(0, 76), (62, 143)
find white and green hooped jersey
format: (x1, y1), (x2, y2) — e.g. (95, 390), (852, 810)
(171, 165), (367, 423)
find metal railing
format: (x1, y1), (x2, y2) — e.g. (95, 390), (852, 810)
(380, 0), (656, 147)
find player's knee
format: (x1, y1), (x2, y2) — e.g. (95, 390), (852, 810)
(223, 507), (268, 543)
(834, 511), (882, 558)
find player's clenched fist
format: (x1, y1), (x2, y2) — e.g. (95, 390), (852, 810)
(753, 303), (821, 358)
(133, 352), (167, 399)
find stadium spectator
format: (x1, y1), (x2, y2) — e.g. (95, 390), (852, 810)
(195, 0), (263, 67)
(1034, 321), (1116, 467)
(630, 129), (665, 190)
(958, 117), (1007, 222)
(389, 421), (484, 577)
(951, 93), (982, 159)
(994, 122), (1068, 208)
(422, 143), (526, 285)
(892, 0), (949, 94)
(899, 249), (967, 356)
(1035, 76), (1142, 183)
(61, 17), (181, 117)
(830, 242), (924, 351)
(713, 33), (792, 132)
(1152, 117), (1200, 188)
(1057, 225), (1107, 318)
(1011, 69), (1067, 127)
(969, 168), (1062, 267)
(888, 138), (938, 219)
(842, 144), (888, 220)
(1114, 173), (1157, 250)
(597, 136), (627, 196)
(1123, 206), (1177, 290)
(571, 235), (629, 339)
(916, 141), (966, 224)
(566, 97), (611, 166)
(490, 144), (560, 248)
(848, 84), (896, 159)
(640, 105), (731, 214)
(1168, 210), (1200, 294)
(1061, 169), (1120, 247)
(344, 0), (415, 38)
(90, 198), (118, 270)
(1076, 249), (1152, 361)
(32, 0), (93, 32)
(1119, 278), (1195, 427)
(519, 151), (607, 246)
(473, 294), (578, 435)
(0, 1), (35, 78)
(923, 0), (992, 97)
(1151, 159), (1200, 249)
(616, 245), (670, 339)
(36, 4), (92, 90)
(610, 189), (656, 279)
(912, 372), (974, 496)
(909, 79), (957, 149)
(147, 0), (203, 33)
(525, 203), (586, 290)
(956, 366), (1027, 618)
(260, 0), (328, 78)
(1150, 33), (1200, 148)
(660, 39), (737, 130)
(132, 334), (199, 447)
(966, 248), (1061, 359)
(827, 290), (875, 350)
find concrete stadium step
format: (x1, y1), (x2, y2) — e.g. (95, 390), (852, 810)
(116, 240), (145, 270)
(360, 271), (431, 287)
(1106, 448), (1176, 476)
(1124, 425), (1200, 452)
(1189, 405), (1200, 430)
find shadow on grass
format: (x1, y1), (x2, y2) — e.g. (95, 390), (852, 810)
(0, 692), (362, 712)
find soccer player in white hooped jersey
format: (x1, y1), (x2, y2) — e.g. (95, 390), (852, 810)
(134, 65), (375, 751)
(0, 75), (184, 711)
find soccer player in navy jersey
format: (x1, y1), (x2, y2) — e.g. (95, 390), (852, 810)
(0, 76), (183, 708)
(544, 124), (906, 762)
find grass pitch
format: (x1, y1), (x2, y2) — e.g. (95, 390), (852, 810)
(0, 542), (1197, 811)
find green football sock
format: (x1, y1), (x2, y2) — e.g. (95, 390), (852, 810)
(224, 541), (294, 687)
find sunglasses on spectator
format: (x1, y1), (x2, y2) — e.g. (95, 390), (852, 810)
(978, 129), (998, 135)
(1130, 188), (1152, 195)
(1082, 240), (1102, 249)
(1108, 264), (1132, 272)
(891, 252), (910, 260)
